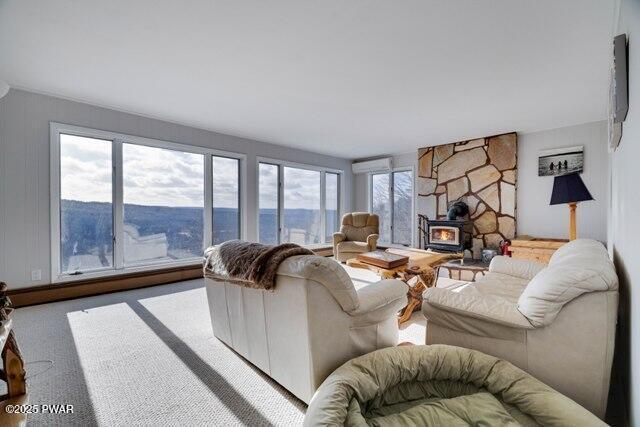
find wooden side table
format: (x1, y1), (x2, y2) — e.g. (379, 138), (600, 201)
(345, 258), (415, 279)
(395, 270), (436, 325)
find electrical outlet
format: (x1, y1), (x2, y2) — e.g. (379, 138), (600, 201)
(31, 269), (42, 281)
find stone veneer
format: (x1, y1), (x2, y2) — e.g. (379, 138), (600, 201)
(417, 132), (517, 258)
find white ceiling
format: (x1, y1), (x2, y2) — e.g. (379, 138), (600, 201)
(0, 0), (615, 159)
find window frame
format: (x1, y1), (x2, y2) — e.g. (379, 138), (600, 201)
(50, 122), (246, 283)
(368, 166), (415, 247)
(256, 157), (343, 245)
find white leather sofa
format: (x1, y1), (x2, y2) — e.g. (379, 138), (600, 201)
(422, 239), (618, 418)
(205, 255), (407, 403)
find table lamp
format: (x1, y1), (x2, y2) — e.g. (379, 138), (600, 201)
(550, 172), (594, 240)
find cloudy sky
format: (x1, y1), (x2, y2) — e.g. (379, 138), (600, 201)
(123, 143), (205, 207)
(283, 167), (320, 210)
(259, 164), (339, 210)
(61, 135), (338, 210)
(60, 134), (113, 203)
(258, 163), (278, 209)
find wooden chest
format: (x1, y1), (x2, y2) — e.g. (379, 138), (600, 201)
(508, 236), (568, 264)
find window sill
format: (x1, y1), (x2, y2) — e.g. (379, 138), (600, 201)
(51, 242), (365, 286)
(12, 245), (339, 307)
(52, 259), (202, 285)
(9, 263), (203, 307)
(52, 242), (334, 286)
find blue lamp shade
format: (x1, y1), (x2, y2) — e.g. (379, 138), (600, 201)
(550, 172), (594, 205)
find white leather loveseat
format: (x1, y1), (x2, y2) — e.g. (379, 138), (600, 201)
(205, 254), (407, 403)
(422, 239), (618, 418)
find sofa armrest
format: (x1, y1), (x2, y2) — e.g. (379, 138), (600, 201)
(423, 287), (534, 329)
(349, 279), (406, 326)
(333, 232), (346, 257)
(278, 255), (359, 312)
(489, 256), (546, 281)
(366, 234), (379, 251)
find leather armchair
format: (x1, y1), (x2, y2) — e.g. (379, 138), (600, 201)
(333, 212), (379, 262)
(422, 239), (618, 419)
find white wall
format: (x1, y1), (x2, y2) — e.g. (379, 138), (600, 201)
(518, 121), (609, 242)
(352, 121), (609, 243)
(353, 173), (369, 212)
(0, 89), (352, 289)
(610, 0), (640, 424)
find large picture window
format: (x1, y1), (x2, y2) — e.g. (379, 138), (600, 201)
(212, 156), (240, 244)
(393, 170), (413, 246)
(51, 123), (244, 281)
(371, 173), (391, 243)
(284, 167), (321, 245)
(123, 143), (204, 266)
(325, 172), (340, 243)
(258, 163), (279, 245)
(370, 169), (413, 246)
(52, 124), (340, 281)
(59, 134), (114, 273)
(258, 160), (341, 245)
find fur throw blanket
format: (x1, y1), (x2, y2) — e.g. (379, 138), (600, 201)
(203, 240), (314, 290)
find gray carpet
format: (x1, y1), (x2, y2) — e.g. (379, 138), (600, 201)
(12, 279), (424, 426)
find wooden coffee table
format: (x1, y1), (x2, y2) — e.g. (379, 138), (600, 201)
(347, 248), (463, 324)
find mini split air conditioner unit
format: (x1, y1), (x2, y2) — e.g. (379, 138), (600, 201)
(351, 157), (392, 174)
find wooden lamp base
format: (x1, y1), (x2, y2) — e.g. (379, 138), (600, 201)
(569, 202), (577, 241)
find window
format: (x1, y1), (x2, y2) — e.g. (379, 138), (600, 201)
(370, 169), (414, 246)
(258, 160), (342, 245)
(371, 173), (391, 243)
(325, 173), (339, 243)
(51, 123), (244, 281)
(258, 163), (279, 245)
(284, 167), (321, 245)
(59, 134), (114, 273)
(393, 170), (413, 246)
(123, 144), (204, 266)
(212, 156), (240, 244)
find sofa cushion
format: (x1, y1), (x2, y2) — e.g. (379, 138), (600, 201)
(517, 239), (618, 326)
(424, 286), (534, 330)
(340, 264), (382, 291)
(336, 241), (369, 253)
(474, 272), (529, 304)
(488, 256), (546, 281)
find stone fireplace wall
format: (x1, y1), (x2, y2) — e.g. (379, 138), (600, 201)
(417, 132), (517, 257)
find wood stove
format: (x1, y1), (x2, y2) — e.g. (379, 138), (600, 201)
(424, 219), (473, 252)
(418, 201), (473, 252)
